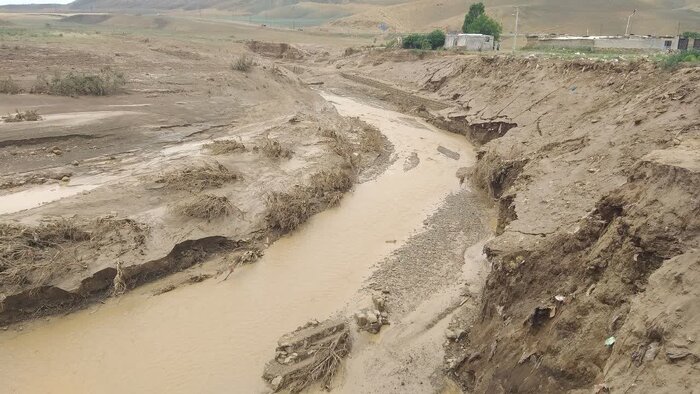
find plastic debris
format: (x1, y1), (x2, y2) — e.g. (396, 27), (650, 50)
(605, 336), (616, 347)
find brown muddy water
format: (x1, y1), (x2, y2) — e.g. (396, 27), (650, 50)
(0, 93), (476, 393)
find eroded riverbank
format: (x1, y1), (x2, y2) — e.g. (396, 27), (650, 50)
(0, 92), (485, 393)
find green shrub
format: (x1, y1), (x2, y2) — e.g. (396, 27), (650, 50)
(0, 77), (21, 94)
(660, 50), (700, 69)
(402, 30), (445, 50)
(682, 31), (700, 39)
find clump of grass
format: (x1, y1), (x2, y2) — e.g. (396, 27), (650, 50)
(659, 50), (700, 69)
(205, 139), (246, 155)
(174, 194), (233, 221)
(156, 162), (239, 191)
(0, 77), (22, 94)
(259, 138), (293, 159)
(3, 109), (42, 123)
(266, 168), (354, 232)
(31, 68), (126, 96)
(0, 219), (90, 290)
(231, 55), (253, 72)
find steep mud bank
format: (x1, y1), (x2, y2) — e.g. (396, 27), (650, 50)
(0, 93), (478, 393)
(329, 52), (700, 392)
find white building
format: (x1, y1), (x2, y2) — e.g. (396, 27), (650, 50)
(444, 33), (495, 51)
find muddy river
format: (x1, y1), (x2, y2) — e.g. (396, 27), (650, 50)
(0, 93), (475, 393)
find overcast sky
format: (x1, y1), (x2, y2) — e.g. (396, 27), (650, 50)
(0, 0), (73, 4)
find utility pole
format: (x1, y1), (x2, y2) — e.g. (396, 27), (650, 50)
(512, 6), (519, 52)
(625, 9), (636, 36)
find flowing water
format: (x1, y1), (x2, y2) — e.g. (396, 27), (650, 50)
(0, 93), (476, 393)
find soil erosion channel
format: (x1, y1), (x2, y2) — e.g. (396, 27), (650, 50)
(0, 93), (476, 393)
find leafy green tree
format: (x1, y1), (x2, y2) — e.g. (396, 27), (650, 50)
(465, 14), (503, 41)
(462, 2), (485, 33)
(427, 29), (446, 49)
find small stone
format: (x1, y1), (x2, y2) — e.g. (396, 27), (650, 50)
(72, 160), (79, 166)
(61, 176), (70, 182)
(366, 313), (378, 324)
(270, 376), (283, 389)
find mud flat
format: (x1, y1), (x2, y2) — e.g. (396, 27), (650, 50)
(0, 93), (479, 393)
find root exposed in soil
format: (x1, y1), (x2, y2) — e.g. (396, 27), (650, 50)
(174, 194), (234, 221)
(156, 162), (239, 191)
(266, 168), (353, 232)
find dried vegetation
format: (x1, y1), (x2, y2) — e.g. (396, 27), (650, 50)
(259, 138), (293, 159)
(266, 168), (354, 232)
(0, 217), (147, 292)
(156, 162), (239, 191)
(205, 139), (247, 155)
(174, 194), (234, 221)
(3, 109), (42, 122)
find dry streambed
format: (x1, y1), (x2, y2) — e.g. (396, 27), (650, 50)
(0, 92), (478, 393)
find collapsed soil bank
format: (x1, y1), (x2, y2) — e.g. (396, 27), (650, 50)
(323, 52), (699, 392)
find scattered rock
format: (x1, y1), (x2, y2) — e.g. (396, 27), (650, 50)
(354, 293), (390, 334)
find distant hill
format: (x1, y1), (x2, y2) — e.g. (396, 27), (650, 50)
(3, 0), (698, 36)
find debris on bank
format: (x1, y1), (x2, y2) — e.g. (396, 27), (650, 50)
(354, 293), (390, 334)
(263, 319), (351, 392)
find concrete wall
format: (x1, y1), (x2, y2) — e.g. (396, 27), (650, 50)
(594, 37), (677, 50)
(526, 36), (680, 51)
(527, 37), (594, 49)
(445, 34), (495, 51)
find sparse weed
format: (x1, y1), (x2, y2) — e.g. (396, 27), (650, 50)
(231, 55), (253, 72)
(3, 109), (42, 122)
(0, 77), (22, 94)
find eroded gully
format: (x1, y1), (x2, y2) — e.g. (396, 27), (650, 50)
(0, 92), (479, 393)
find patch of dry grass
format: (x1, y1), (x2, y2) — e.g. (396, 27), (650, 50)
(259, 138), (293, 160)
(0, 217), (149, 294)
(266, 168), (354, 232)
(205, 139), (246, 155)
(156, 162), (239, 191)
(3, 109), (42, 123)
(0, 77), (21, 94)
(0, 219), (90, 290)
(231, 55), (253, 72)
(173, 194), (234, 221)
